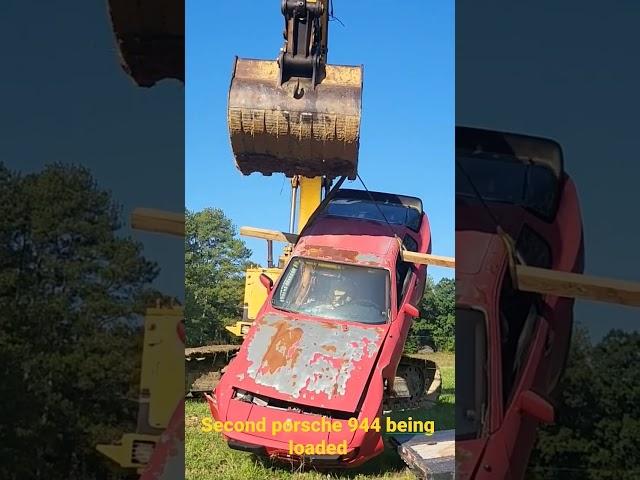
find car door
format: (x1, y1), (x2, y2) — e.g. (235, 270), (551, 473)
(495, 275), (550, 479)
(514, 223), (569, 395)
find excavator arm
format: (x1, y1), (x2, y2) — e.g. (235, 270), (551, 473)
(279, 0), (329, 87)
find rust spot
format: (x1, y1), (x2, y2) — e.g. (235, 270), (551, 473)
(299, 246), (382, 266)
(321, 321), (339, 329)
(246, 314), (383, 399)
(259, 320), (303, 374)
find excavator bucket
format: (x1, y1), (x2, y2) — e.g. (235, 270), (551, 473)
(107, 0), (184, 87)
(228, 58), (362, 179)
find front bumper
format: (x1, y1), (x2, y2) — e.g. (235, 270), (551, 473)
(204, 391), (383, 468)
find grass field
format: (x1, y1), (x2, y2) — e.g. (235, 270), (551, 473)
(185, 352), (454, 480)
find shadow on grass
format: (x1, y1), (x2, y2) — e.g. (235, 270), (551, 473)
(387, 401), (454, 427)
(246, 405), (455, 478)
(252, 437), (409, 478)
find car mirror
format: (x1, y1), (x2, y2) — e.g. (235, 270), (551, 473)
(519, 390), (554, 424)
(259, 273), (274, 291)
(403, 303), (420, 318)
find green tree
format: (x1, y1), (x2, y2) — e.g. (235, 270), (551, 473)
(0, 163), (157, 479)
(405, 276), (455, 353)
(529, 326), (640, 479)
(185, 208), (252, 347)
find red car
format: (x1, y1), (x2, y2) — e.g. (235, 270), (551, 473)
(455, 127), (584, 479)
(206, 189), (432, 467)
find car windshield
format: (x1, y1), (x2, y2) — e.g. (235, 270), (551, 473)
(326, 199), (422, 231)
(272, 257), (390, 325)
(456, 154), (559, 219)
(455, 308), (488, 440)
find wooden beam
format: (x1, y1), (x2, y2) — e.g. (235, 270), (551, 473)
(131, 208), (184, 237)
(391, 430), (455, 480)
(239, 226), (299, 244)
(516, 265), (640, 307)
(402, 250), (455, 269)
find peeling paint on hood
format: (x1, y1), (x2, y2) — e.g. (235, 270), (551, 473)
(228, 313), (386, 412)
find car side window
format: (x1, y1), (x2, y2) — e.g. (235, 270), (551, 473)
(403, 234), (418, 253)
(499, 272), (538, 408)
(516, 224), (552, 268)
(396, 235), (419, 309)
(455, 308), (488, 440)
(396, 254), (411, 309)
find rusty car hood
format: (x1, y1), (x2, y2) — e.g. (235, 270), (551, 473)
(226, 313), (387, 413)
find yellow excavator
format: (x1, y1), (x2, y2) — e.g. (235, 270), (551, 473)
(187, 0), (369, 393)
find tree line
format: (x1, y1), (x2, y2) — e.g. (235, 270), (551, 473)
(528, 327), (640, 479)
(0, 163), (158, 479)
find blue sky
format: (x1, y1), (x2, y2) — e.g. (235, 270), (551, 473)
(457, 1), (640, 339)
(1, 0), (184, 299)
(186, 0), (454, 281)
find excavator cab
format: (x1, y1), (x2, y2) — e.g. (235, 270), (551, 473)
(228, 0), (363, 179)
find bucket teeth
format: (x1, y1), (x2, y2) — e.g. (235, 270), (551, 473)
(227, 59), (362, 179)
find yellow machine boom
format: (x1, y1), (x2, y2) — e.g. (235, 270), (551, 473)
(97, 208), (184, 471)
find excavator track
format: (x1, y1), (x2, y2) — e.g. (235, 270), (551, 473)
(185, 345), (240, 396)
(383, 355), (442, 412)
